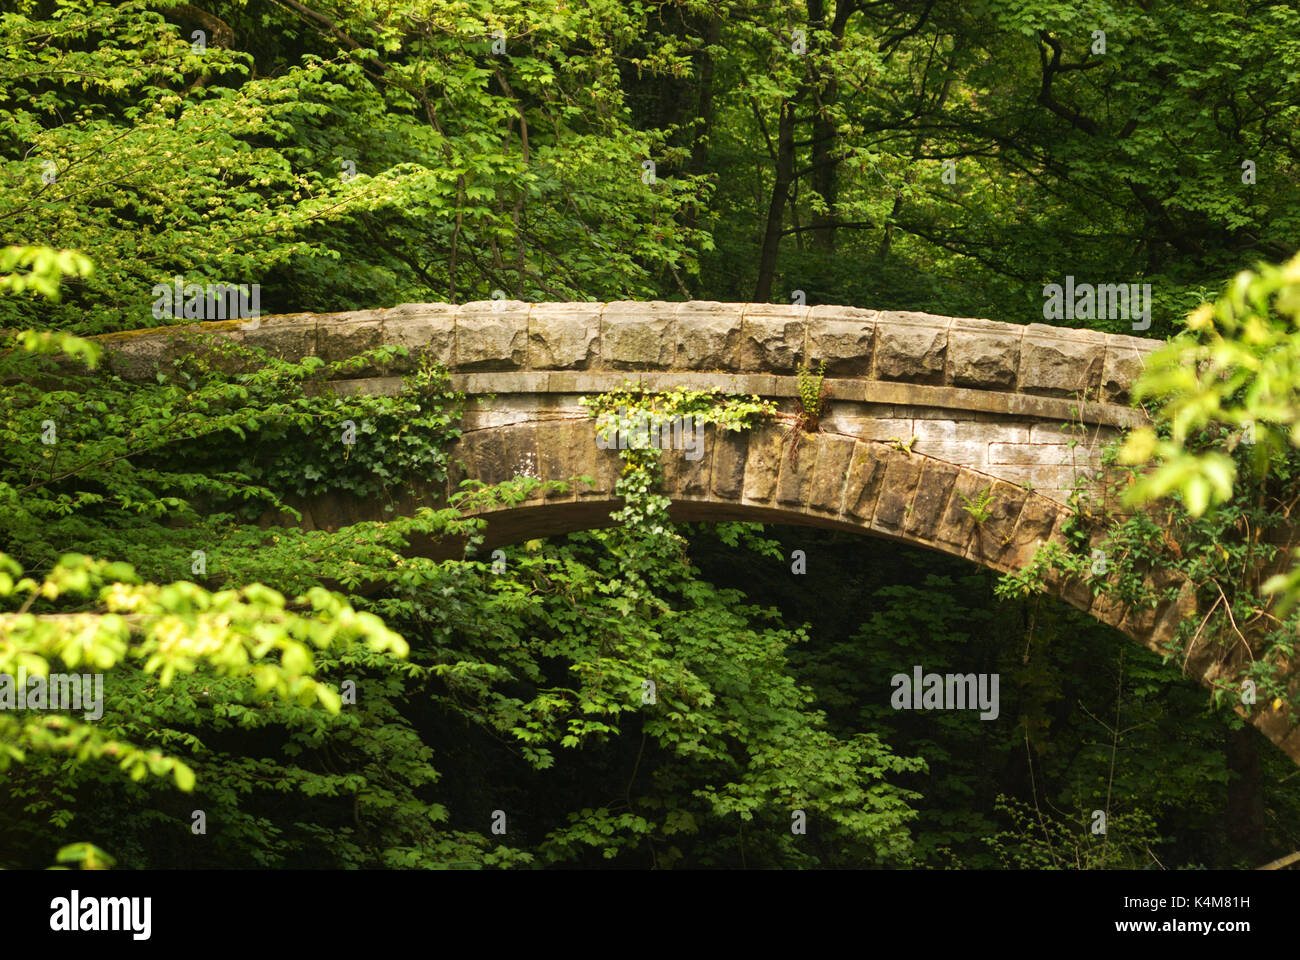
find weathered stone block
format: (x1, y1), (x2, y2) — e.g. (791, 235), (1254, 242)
(233, 315), (309, 356)
(1027, 424), (1086, 444)
(563, 419), (601, 498)
(459, 397), (535, 431)
(776, 433), (817, 507)
(824, 416), (915, 442)
(968, 479), (1027, 567)
(843, 442), (889, 520)
(382, 303), (455, 370)
(457, 429), (506, 488)
(456, 302), (528, 370)
(661, 425), (713, 497)
(988, 443), (1095, 467)
(808, 434), (856, 513)
(910, 439), (990, 468)
(1005, 495), (1061, 571)
(537, 421), (583, 499)
(500, 424), (542, 501)
(711, 429), (749, 500)
(676, 302), (743, 370)
(528, 302), (599, 369)
(808, 306), (876, 377)
(101, 329), (200, 379)
(602, 301), (676, 369)
(1019, 324), (1106, 398)
(742, 426), (785, 502)
(933, 469), (988, 553)
(587, 445), (622, 499)
(982, 463), (1089, 495)
(874, 312), (949, 383)
(910, 418), (968, 442)
(872, 450), (923, 532)
(1116, 596), (1161, 639)
(571, 417), (621, 498)
(1037, 565), (1093, 614)
(918, 419), (1030, 445)
(904, 460), (960, 541)
(947, 318), (1021, 389)
(318, 318), (381, 365)
(1117, 566), (1182, 642)
(444, 447), (469, 502)
(1090, 588), (1129, 629)
(1101, 334), (1157, 403)
(739, 304), (807, 372)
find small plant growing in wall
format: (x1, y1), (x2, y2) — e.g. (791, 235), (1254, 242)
(959, 486), (996, 524)
(787, 358), (831, 463)
(797, 358), (829, 428)
(887, 435), (917, 456)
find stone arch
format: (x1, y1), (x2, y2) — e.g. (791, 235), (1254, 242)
(438, 417), (1193, 639)
(91, 300), (1300, 764)
(425, 418), (1300, 764)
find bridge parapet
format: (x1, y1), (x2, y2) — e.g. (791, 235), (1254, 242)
(93, 301), (1163, 508)
(95, 300), (1161, 405)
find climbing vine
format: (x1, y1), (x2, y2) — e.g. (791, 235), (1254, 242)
(579, 385), (777, 583)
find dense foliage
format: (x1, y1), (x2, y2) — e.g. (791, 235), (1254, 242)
(1, 0), (1298, 869)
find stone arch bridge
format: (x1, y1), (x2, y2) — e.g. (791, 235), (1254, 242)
(98, 301), (1300, 763)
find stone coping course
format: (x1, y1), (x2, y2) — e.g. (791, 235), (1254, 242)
(91, 300), (1163, 407)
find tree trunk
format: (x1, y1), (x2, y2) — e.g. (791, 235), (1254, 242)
(691, 15), (721, 177)
(754, 101), (796, 301)
(1226, 726), (1267, 864)
(684, 14), (721, 237)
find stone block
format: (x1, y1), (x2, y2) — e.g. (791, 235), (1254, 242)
(537, 420), (583, 500)
(602, 301), (676, 369)
(739, 304), (807, 372)
(1101, 336), (1157, 403)
(661, 424), (714, 497)
(947, 317), (1021, 389)
(742, 425), (785, 503)
(500, 424), (542, 501)
(988, 443), (1097, 467)
(776, 433), (818, 507)
(382, 303), (456, 370)
(874, 312), (949, 383)
(968, 479), (1028, 567)
(909, 439), (990, 468)
(528, 302), (599, 369)
(1004, 495), (1062, 570)
(808, 306), (876, 377)
(317, 318), (381, 365)
(932, 469), (988, 554)
(871, 450), (924, 533)
(1019, 324), (1106, 399)
(843, 442), (889, 520)
(675, 302), (743, 370)
(711, 429), (749, 500)
(904, 460), (960, 541)
(808, 434), (856, 513)
(456, 302), (528, 370)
